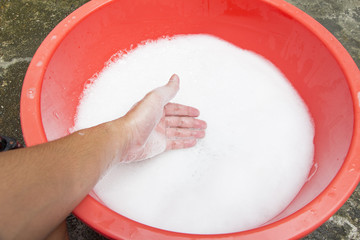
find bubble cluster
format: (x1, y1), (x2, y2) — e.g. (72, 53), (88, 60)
(73, 34), (314, 234)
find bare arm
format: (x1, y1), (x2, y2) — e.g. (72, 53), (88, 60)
(0, 120), (126, 239)
(0, 75), (206, 239)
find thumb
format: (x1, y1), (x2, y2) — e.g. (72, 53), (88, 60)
(153, 74), (180, 105)
(125, 74), (180, 119)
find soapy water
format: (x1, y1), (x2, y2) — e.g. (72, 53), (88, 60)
(72, 34), (314, 234)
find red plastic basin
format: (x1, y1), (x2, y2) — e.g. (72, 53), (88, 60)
(20, 0), (360, 239)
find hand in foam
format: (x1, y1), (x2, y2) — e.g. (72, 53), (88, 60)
(121, 74), (207, 162)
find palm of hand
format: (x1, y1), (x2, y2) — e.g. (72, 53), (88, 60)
(118, 74), (206, 162)
(123, 102), (206, 162)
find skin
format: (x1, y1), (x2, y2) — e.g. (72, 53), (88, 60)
(0, 74), (207, 240)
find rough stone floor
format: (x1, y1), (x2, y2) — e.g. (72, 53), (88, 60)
(0, 0), (359, 239)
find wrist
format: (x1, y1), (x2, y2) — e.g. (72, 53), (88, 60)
(104, 117), (131, 163)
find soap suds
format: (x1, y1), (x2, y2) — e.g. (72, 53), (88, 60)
(72, 34), (314, 234)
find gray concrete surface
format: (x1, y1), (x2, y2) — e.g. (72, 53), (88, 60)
(0, 0), (359, 239)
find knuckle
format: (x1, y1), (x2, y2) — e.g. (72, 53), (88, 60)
(165, 117), (172, 126)
(174, 104), (180, 113)
(175, 128), (182, 137)
(180, 118), (186, 126)
(172, 141), (178, 149)
(147, 91), (162, 103)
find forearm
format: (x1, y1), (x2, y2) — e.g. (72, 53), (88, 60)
(0, 75), (203, 239)
(0, 119), (127, 239)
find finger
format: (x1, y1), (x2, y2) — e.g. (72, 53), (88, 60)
(166, 138), (197, 150)
(125, 74), (180, 123)
(165, 116), (207, 129)
(165, 103), (200, 117)
(166, 128), (206, 139)
(149, 74), (180, 106)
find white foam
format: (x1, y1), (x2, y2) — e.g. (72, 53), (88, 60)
(73, 34), (314, 234)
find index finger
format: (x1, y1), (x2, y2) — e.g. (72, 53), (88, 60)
(164, 103), (200, 117)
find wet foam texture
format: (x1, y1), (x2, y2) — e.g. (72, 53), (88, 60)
(73, 34), (314, 234)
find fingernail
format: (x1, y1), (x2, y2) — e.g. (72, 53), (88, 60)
(192, 130), (205, 138)
(196, 120), (207, 129)
(170, 74), (179, 82)
(185, 138), (197, 148)
(192, 108), (200, 117)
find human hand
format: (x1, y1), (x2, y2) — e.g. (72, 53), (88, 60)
(120, 74), (207, 162)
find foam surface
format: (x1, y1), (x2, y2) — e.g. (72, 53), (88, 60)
(73, 34), (314, 234)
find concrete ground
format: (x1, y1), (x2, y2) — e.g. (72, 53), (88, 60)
(0, 0), (359, 239)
